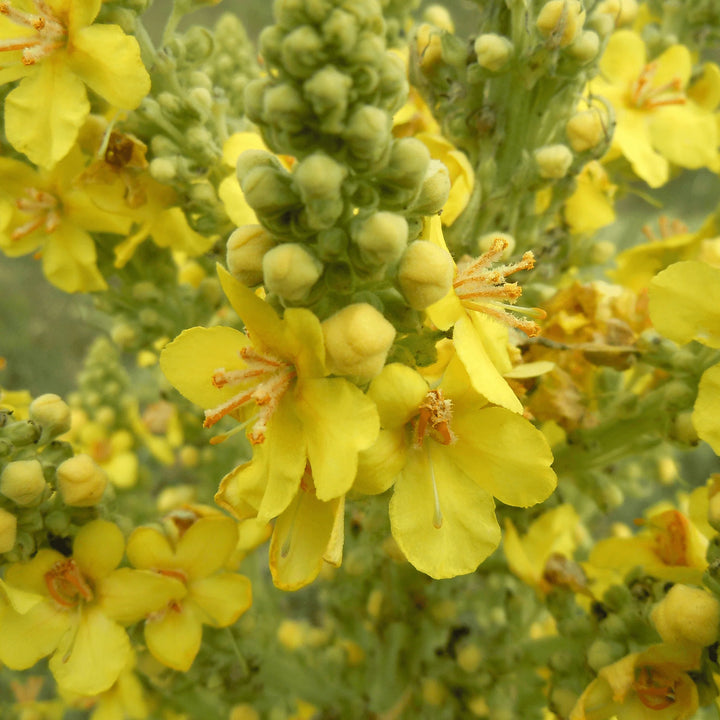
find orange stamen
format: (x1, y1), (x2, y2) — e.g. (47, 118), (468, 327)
(0, 1), (66, 65)
(630, 62), (686, 110)
(634, 667), (677, 711)
(44, 559), (93, 608)
(414, 389), (455, 448)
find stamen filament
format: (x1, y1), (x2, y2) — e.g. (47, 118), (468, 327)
(427, 445), (443, 530)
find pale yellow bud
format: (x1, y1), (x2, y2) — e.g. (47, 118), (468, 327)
(56, 454), (107, 507)
(595, 0), (638, 26)
(651, 585), (720, 647)
(566, 109), (606, 152)
(353, 212), (408, 266)
(398, 241), (454, 310)
(536, 0), (586, 47)
(423, 5), (454, 32)
(457, 644), (483, 673)
(262, 244), (323, 302)
(29, 393), (71, 437)
(1, 459), (46, 505)
(322, 304), (396, 380)
(0, 507), (17, 553)
(227, 226), (276, 287)
(416, 24), (444, 71)
(534, 144), (573, 179)
(229, 704), (260, 720)
(568, 30), (600, 63)
(410, 159), (451, 215)
(474, 33), (513, 71)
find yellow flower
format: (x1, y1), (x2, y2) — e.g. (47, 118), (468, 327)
(570, 643), (701, 720)
(126, 515), (251, 671)
(0, 150), (131, 292)
(0, 520), (184, 695)
(0, 0), (150, 168)
(649, 260), (720, 454)
(590, 30), (720, 187)
(356, 359), (556, 579)
(564, 161), (616, 235)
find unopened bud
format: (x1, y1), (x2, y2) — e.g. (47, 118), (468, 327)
(149, 157), (177, 183)
(423, 5), (454, 32)
(29, 393), (71, 438)
(344, 106), (392, 163)
(293, 153), (347, 203)
(474, 33), (513, 71)
(536, 0), (586, 48)
(595, 0), (638, 26)
(0, 507), (17, 553)
(3, 420), (41, 446)
(322, 304), (396, 380)
(566, 109), (607, 152)
(303, 67), (353, 133)
(263, 244), (323, 303)
(227, 226), (276, 286)
(651, 585), (720, 647)
(410, 159), (451, 215)
(398, 241), (454, 309)
(353, 212), (409, 266)
(568, 30), (600, 63)
(535, 144), (573, 179)
(1, 459), (46, 505)
(415, 24), (444, 71)
(56, 454), (107, 507)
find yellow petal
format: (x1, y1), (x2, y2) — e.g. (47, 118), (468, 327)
(654, 44), (692, 89)
(50, 608), (129, 695)
(0, 601), (69, 669)
(190, 573), (252, 626)
(5, 548), (65, 595)
(42, 223), (107, 293)
(297, 377), (379, 501)
(222, 132), (268, 166)
(63, 0), (102, 33)
(269, 491), (341, 591)
(390, 443), (501, 579)
(219, 176), (259, 227)
(145, 605), (203, 672)
(354, 429), (406, 495)
(126, 526), (175, 571)
(613, 109), (668, 188)
(216, 459), (268, 520)
(73, 519), (124, 581)
(694, 363), (720, 454)
(150, 207), (216, 256)
(367, 363), (428, 430)
(649, 105), (719, 170)
(648, 261), (720, 348)
(687, 62), (720, 111)
(5, 60), (89, 167)
(97, 568), (186, 625)
(176, 516), (239, 580)
(160, 326), (251, 409)
(447, 406), (556, 507)
(68, 25), (150, 109)
(599, 30), (646, 85)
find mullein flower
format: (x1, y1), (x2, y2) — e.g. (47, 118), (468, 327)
(355, 358), (556, 579)
(0, 0), (150, 168)
(590, 30), (720, 187)
(649, 260), (720, 454)
(126, 514), (252, 671)
(0, 519), (185, 695)
(0, 149), (131, 292)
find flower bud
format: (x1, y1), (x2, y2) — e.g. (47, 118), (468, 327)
(303, 67), (353, 133)
(398, 241), (454, 310)
(56, 454), (108, 507)
(263, 83), (308, 132)
(241, 166), (298, 216)
(534, 144), (573, 179)
(353, 212), (409, 266)
(227, 226), (276, 286)
(568, 30), (600, 63)
(423, 5), (454, 32)
(474, 34), (513, 71)
(1, 459), (46, 505)
(409, 159), (451, 215)
(322, 304), (396, 380)
(0, 507), (17, 553)
(281, 25), (324, 79)
(594, 0), (638, 27)
(29, 393), (71, 438)
(344, 106), (392, 164)
(293, 153), (347, 203)
(3, 419), (41, 446)
(566, 109), (606, 152)
(536, 0), (586, 48)
(149, 157), (177, 183)
(651, 585), (720, 647)
(263, 244), (323, 303)
(415, 24), (444, 71)
(323, 9), (358, 51)
(383, 138), (431, 190)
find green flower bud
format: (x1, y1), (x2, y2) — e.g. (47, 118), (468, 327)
(149, 157), (177, 183)
(383, 138), (431, 190)
(566, 109), (607, 152)
(263, 244), (323, 303)
(1, 459), (46, 505)
(346, 31), (385, 65)
(29, 393), (71, 438)
(474, 34), (513, 72)
(241, 166), (299, 216)
(398, 240), (454, 309)
(651, 585), (720, 647)
(3, 419), (41, 446)
(274, 0), (309, 29)
(244, 77), (272, 123)
(568, 30), (600, 63)
(293, 153), (347, 203)
(259, 25), (284, 66)
(56, 454), (108, 507)
(281, 25), (325, 79)
(534, 144), (573, 179)
(227, 226), (277, 286)
(353, 212), (409, 266)
(263, 83), (308, 132)
(0, 507), (17, 553)
(344, 106), (392, 166)
(316, 228), (349, 260)
(322, 303), (396, 380)
(536, 1), (586, 47)
(586, 639), (626, 672)
(304, 67), (353, 133)
(409, 159), (451, 215)
(376, 53), (408, 113)
(323, 9), (358, 51)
